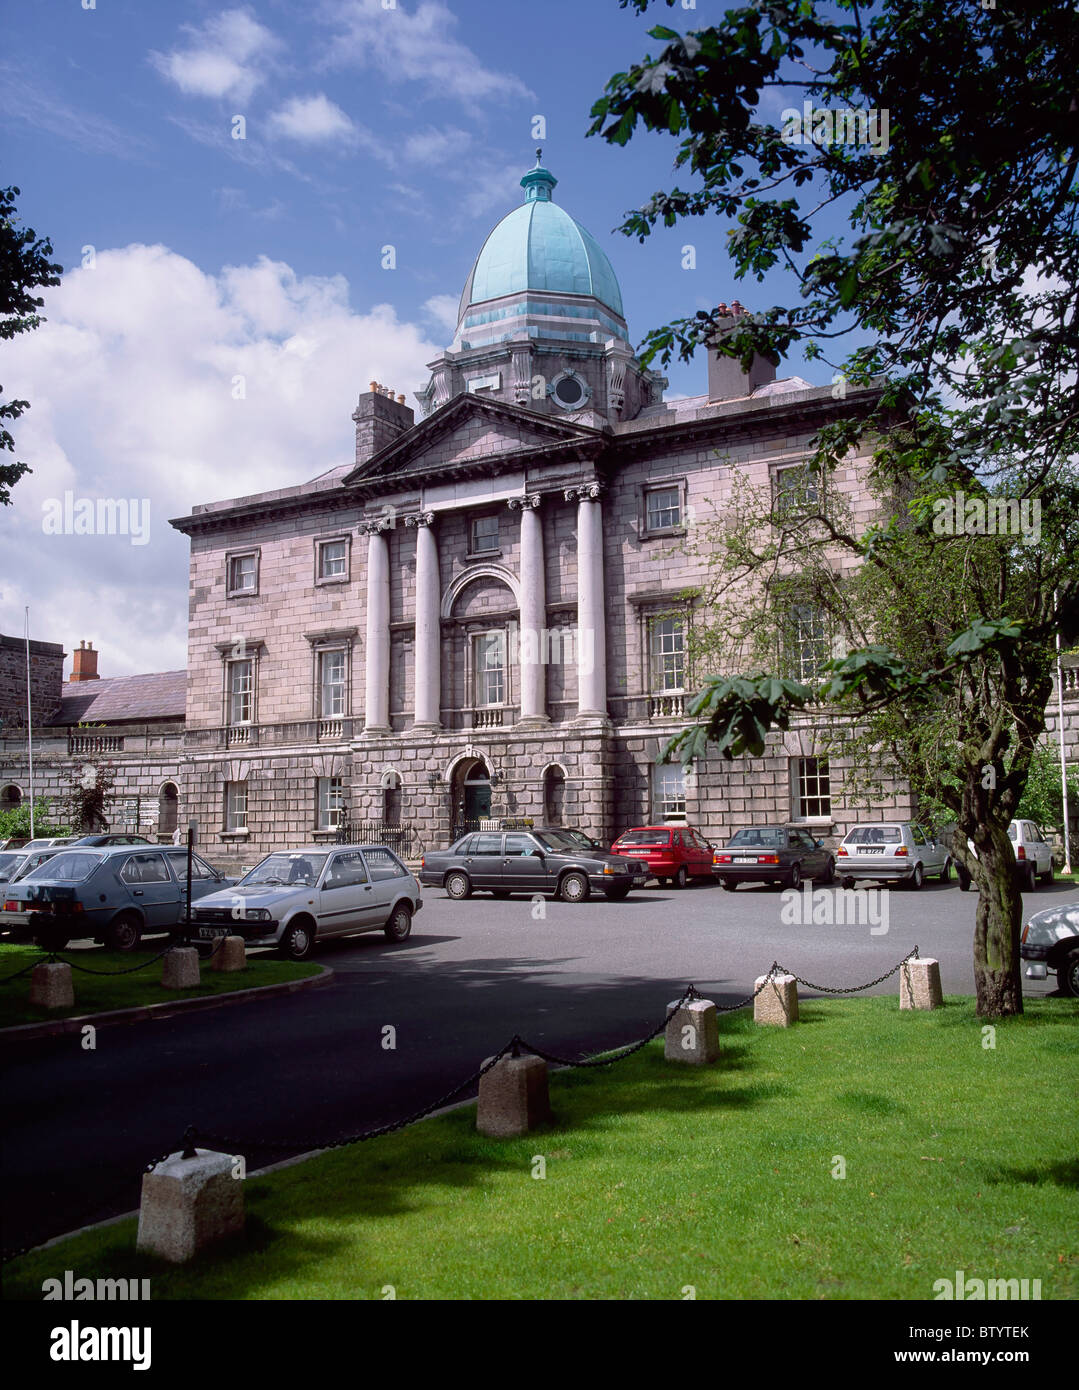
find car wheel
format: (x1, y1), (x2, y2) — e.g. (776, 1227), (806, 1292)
(604, 884), (630, 902)
(818, 857), (835, 885)
(957, 868), (971, 892)
(280, 919), (314, 961)
(445, 871), (472, 900)
(1022, 863), (1037, 893)
(1040, 859), (1055, 885)
(789, 863), (802, 891)
(36, 928), (70, 952)
(105, 912), (142, 953)
(909, 862), (925, 890)
(720, 879), (737, 892)
(559, 871), (590, 904)
(1058, 947), (1079, 998)
(840, 875), (855, 890)
(674, 865), (688, 890)
(939, 858), (951, 882)
(383, 903), (412, 941)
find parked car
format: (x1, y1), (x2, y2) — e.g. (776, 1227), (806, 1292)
(1, 846), (235, 951)
(0, 845), (64, 884)
(1020, 900), (1079, 996)
(560, 829), (607, 854)
(609, 825), (715, 888)
(18, 835), (81, 852)
(0, 851), (27, 884)
(955, 820), (1055, 893)
(712, 825), (835, 890)
(421, 827), (650, 902)
(836, 822), (949, 890)
(71, 833), (153, 847)
(190, 844), (422, 960)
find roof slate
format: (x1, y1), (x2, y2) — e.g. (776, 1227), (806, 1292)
(49, 671), (186, 726)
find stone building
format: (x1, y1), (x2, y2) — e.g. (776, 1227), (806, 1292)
(157, 155), (1077, 869)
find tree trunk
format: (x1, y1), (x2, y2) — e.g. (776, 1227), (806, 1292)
(969, 823), (1024, 1018)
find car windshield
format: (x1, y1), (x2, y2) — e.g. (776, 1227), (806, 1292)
(533, 830), (587, 853)
(728, 828), (786, 848)
(23, 851), (101, 883)
(615, 831), (670, 846)
(1007, 824), (1018, 841)
(0, 853), (24, 881)
(562, 831), (592, 848)
(239, 853), (327, 887)
(844, 826), (903, 845)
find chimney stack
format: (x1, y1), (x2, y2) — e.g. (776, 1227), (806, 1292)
(70, 640), (100, 682)
(352, 383), (415, 467)
(706, 300), (777, 402)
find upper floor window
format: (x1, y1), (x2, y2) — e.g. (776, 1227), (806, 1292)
(474, 630), (506, 706)
(785, 603), (831, 682)
(774, 464), (822, 519)
(228, 659), (254, 723)
(645, 485), (683, 533)
(318, 649), (347, 718)
(227, 551), (259, 596)
(650, 616), (686, 692)
(316, 538), (349, 582)
(470, 514), (500, 554)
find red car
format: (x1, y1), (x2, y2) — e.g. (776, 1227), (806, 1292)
(609, 825), (715, 888)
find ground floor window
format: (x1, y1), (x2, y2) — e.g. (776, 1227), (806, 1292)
(158, 783), (178, 835)
(652, 763), (686, 819)
(794, 757), (831, 819)
(318, 776), (344, 830)
(225, 781), (248, 831)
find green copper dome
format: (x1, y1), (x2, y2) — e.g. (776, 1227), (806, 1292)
(454, 154), (627, 347)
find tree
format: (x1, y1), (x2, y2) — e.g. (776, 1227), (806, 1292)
(1015, 741), (1079, 834)
(62, 761), (116, 834)
(0, 185), (63, 505)
(590, 0), (1079, 1017)
(0, 797), (72, 843)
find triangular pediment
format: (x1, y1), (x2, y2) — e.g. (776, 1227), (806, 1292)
(343, 393), (605, 491)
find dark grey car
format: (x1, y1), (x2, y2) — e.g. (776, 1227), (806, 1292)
(419, 827), (650, 903)
(712, 825), (835, 890)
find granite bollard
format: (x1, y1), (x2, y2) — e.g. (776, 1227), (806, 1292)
(210, 935), (246, 973)
(476, 1052), (552, 1137)
(29, 961), (74, 1010)
(162, 947), (200, 990)
(665, 998), (720, 1064)
(136, 1149), (244, 1263)
(754, 972), (799, 1026)
(899, 956), (943, 1010)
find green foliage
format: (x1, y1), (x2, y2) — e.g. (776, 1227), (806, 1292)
(0, 184), (63, 505)
(0, 798), (71, 842)
(1016, 742), (1079, 831)
(61, 761), (116, 834)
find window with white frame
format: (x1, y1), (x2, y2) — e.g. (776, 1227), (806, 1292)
(317, 538), (348, 582)
(470, 514), (499, 554)
(318, 649), (347, 718)
(794, 757), (831, 819)
(649, 616), (686, 692)
(227, 659), (254, 724)
(225, 781), (248, 831)
(786, 603), (831, 681)
(653, 763), (686, 819)
(474, 630), (506, 706)
(774, 464), (821, 518)
(317, 776), (344, 830)
(644, 484), (683, 533)
(227, 552), (258, 596)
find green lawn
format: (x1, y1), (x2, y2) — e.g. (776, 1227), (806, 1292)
(4, 996), (1076, 1300)
(0, 943), (321, 1028)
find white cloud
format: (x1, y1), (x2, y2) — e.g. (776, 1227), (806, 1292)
(321, 0), (533, 107)
(0, 245), (441, 675)
(150, 7), (281, 103)
(402, 126), (472, 165)
(269, 93), (357, 144)
(423, 293), (460, 335)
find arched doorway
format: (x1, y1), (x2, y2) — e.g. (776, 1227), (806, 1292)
(158, 783), (179, 837)
(0, 784), (22, 813)
(543, 766), (565, 826)
(451, 757), (492, 839)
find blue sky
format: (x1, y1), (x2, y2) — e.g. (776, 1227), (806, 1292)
(0, 0), (820, 676)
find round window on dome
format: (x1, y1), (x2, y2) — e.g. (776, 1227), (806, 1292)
(550, 371), (590, 410)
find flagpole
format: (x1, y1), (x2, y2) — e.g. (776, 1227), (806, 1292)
(1056, 593), (1072, 874)
(25, 607), (36, 839)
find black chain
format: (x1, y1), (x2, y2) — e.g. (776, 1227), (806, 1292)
(0, 935), (226, 984)
(770, 946), (920, 996)
(0, 957), (46, 985)
(517, 985), (697, 1067)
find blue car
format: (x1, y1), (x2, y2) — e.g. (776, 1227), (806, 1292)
(1, 846), (235, 951)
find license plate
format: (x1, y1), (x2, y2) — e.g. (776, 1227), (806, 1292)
(860, 847), (885, 854)
(632, 876), (646, 884)
(198, 926), (231, 939)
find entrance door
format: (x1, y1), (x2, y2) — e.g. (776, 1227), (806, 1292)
(464, 782), (492, 823)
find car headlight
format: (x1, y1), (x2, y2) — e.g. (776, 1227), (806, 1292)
(233, 907), (272, 922)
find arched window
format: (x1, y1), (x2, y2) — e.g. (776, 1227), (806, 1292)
(382, 771), (402, 827)
(158, 783), (179, 836)
(0, 785), (23, 812)
(543, 767), (565, 826)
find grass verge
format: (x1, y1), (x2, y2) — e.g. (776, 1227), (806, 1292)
(3, 995), (1076, 1300)
(0, 943), (321, 1029)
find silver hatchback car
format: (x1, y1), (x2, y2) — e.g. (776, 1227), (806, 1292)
(190, 844), (422, 960)
(836, 822), (951, 889)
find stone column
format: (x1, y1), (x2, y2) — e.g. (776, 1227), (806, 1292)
(362, 522), (391, 734)
(408, 511), (441, 729)
(510, 495), (548, 725)
(568, 484), (608, 721)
